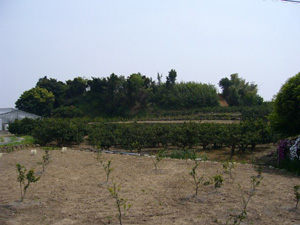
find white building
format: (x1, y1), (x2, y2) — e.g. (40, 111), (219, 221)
(0, 108), (41, 131)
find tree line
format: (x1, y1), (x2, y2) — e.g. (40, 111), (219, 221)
(15, 70), (263, 117)
(9, 118), (275, 158)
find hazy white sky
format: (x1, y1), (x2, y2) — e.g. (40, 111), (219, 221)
(0, 0), (299, 108)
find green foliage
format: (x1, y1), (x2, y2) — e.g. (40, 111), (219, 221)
(278, 158), (300, 175)
(166, 69), (177, 87)
(15, 87), (55, 116)
(213, 174), (223, 192)
(170, 122), (199, 150)
(16, 164), (40, 202)
(189, 161), (210, 196)
(88, 123), (116, 150)
(39, 149), (51, 172)
(17, 72), (223, 117)
(153, 82), (219, 110)
(51, 106), (84, 118)
(8, 118), (39, 136)
(219, 73), (263, 107)
(269, 72), (300, 137)
(294, 185), (300, 209)
(32, 118), (86, 146)
(96, 153), (113, 183)
(36, 76), (67, 108)
(223, 161), (236, 179)
(169, 149), (196, 160)
(107, 182), (132, 225)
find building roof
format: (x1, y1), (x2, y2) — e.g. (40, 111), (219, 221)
(0, 108), (41, 123)
(0, 108), (17, 115)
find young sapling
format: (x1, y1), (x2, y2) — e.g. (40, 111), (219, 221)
(95, 148), (103, 162)
(108, 182), (132, 225)
(103, 160), (113, 183)
(38, 149), (50, 172)
(213, 174), (223, 192)
(151, 149), (165, 170)
(94, 148), (113, 183)
(227, 166), (263, 225)
(223, 160), (236, 179)
(189, 161), (211, 196)
(294, 185), (300, 209)
(16, 164), (40, 202)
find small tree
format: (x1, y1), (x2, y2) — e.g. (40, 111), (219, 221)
(189, 161), (210, 196)
(102, 160), (113, 183)
(108, 182), (132, 225)
(151, 149), (165, 170)
(227, 166), (263, 225)
(213, 174), (223, 192)
(223, 161), (236, 179)
(39, 149), (51, 172)
(294, 185), (300, 209)
(94, 149), (113, 183)
(16, 164), (40, 202)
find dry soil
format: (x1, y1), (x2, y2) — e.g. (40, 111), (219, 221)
(1, 148), (300, 225)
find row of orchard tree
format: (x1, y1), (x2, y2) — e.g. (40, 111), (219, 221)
(15, 70), (263, 117)
(9, 118), (275, 158)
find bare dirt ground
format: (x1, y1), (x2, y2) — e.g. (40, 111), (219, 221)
(1, 148), (300, 225)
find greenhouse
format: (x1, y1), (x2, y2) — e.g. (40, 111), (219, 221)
(0, 108), (41, 131)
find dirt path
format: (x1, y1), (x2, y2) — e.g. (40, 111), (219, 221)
(0, 149), (300, 225)
(113, 120), (239, 124)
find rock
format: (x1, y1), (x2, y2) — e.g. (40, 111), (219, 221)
(195, 158), (202, 161)
(61, 147), (67, 153)
(30, 149), (37, 156)
(269, 165), (274, 169)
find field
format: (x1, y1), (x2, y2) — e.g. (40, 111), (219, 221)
(1, 148), (300, 225)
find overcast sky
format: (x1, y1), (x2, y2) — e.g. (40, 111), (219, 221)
(0, 0), (299, 108)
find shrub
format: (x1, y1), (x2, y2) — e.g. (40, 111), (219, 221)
(88, 123), (116, 150)
(32, 118), (86, 146)
(213, 174), (223, 192)
(16, 164), (40, 202)
(8, 118), (39, 136)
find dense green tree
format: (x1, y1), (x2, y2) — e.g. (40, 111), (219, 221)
(36, 76), (66, 107)
(8, 118), (39, 135)
(88, 123), (116, 150)
(51, 106), (83, 118)
(166, 69), (177, 87)
(65, 77), (87, 98)
(219, 74), (262, 106)
(16, 70), (268, 118)
(32, 118), (85, 146)
(269, 72), (300, 136)
(127, 73), (152, 109)
(15, 87), (55, 116)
